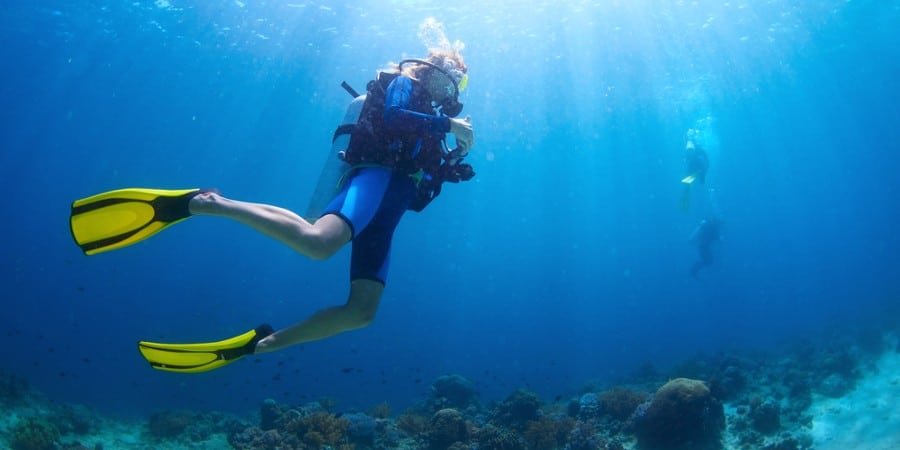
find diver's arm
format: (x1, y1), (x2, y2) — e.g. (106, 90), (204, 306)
(383, 76), (450, 135)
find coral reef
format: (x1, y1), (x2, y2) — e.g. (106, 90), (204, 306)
(396, 411), (428, 437)
(260, 398), (285, 430)
(490, 389), (542, 430)
(146, 410), (197, 440)
(425, 408), (468, 449)
(573, 393), (599, 420)
(368, 401), (392, 419)
(0, 370), (30, 405)
(474, 424), (527, 450)
(430, 374), (479, 410)
(598, 387), (648, 421)
(292, 411), (350, 448)
(748, 396), (781, 434)
(343, 411), (377, 446)
(4, 323), (890, 450)
(629, 378), (725, 450)
(50, 404), (97, 436)
(10, 417), (60, 450)
(229, 401), (351, 450)
(523, 415), (574, 450)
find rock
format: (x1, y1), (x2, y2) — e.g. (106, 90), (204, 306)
(343, 412), (377, 446)
(426, 408), (468, 449)
(749, 398), (780, 434)
(431, 375), (479, 408)
(492, 389), (542, 429)
(818, 373), (853, 398)
(576, 393), (599, 420)
(629, 378), (725, 450)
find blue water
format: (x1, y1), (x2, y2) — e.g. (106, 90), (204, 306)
(1, 1), (898, 417)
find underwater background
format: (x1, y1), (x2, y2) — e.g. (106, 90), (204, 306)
(1, 1), (898, 449)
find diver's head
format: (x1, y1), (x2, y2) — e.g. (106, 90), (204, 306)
(424, 51), (468, 102)
(400, 50), (468, 116)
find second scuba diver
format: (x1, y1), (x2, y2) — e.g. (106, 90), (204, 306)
(689, 217), (722, 278)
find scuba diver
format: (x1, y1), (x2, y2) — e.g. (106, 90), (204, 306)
(689, 217), (722, 278)
(682, 139), (709, 185)
(68, 49), (475, 373)
(679, 138), (710, 212)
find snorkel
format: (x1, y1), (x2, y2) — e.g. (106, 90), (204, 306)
(399, 58), (467, 117)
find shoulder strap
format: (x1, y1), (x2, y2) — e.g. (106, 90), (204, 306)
(372, 71), (400, 94)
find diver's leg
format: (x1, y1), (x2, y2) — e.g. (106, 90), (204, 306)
(255, 171), (411, 353)
(189, 192), (350, 260)
(253, 279), (383, 353)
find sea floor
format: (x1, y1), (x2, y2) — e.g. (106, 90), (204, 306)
(1, 333), (898, 450)
(808, 350), (900, 450)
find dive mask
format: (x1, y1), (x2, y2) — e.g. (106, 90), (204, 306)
(399, 58), (467, 117)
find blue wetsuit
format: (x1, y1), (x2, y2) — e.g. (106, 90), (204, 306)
(323, 75), (450, 285)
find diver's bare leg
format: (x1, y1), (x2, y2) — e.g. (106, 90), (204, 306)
(253, 279), (383, 353)
(189, 192), (350, 260)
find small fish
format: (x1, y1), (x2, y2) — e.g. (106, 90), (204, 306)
(341, 367), (354, 374)
(414, 378), (422, 383)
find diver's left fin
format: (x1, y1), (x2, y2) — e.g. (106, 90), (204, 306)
(137, 324), (274, 374)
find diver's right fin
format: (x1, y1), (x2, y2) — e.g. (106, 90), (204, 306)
(681, 173), (697, 185)
(70, 187), (203, 255)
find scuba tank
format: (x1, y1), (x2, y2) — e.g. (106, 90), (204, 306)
(304, 91), (365, 221)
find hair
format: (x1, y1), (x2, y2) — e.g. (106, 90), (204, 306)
(397, 50), (467, 83)
(390, 18), (467, 83)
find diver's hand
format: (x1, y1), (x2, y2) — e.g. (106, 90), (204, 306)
(449, 116), (474, 150)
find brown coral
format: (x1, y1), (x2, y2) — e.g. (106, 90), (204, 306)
(426, 408), (468, 449)
(523, 416), (575, 450)
(396, 412), (428, 436)
(599, 387), (648, 421)
(369, 402), (392, 419)
(303, 412), (350, 448)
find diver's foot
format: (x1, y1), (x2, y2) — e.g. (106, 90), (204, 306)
(254, 334), (278, 354)
(188, 190), (227, 215)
